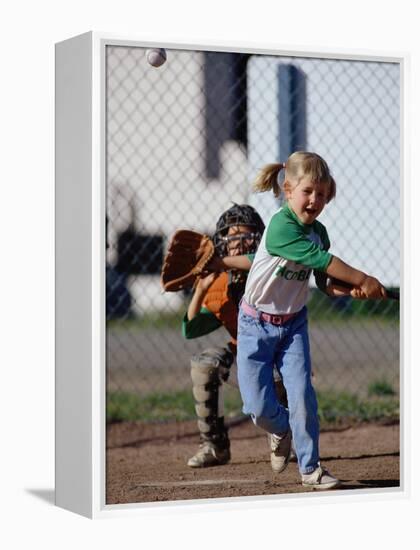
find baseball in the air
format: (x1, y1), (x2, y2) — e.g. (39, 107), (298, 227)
(146, 48), (167, 68)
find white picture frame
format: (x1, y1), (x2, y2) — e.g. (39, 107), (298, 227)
(55, 31), (407, 519)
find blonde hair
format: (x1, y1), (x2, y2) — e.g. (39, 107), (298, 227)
(252, 152), (336, 202)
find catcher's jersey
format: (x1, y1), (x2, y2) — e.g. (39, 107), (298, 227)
(244, 204), (332, 315)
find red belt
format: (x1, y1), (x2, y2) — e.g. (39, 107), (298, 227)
(241, 300), (298, 326)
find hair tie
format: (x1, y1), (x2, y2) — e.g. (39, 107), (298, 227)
(276, 162), (286, 186)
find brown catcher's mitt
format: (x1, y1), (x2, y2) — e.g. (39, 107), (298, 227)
(161, 230), (215, 292)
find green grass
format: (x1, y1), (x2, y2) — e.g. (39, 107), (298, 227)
(107, 390), (195, 422)
(317, 390), (399, 427)
(307, 289), (400, 322)
(107, 387), (399, 426)
(106, 287), (399, 332)
(107, 310), (399, 334)
(107, 310), (186, 331)
(107, 386), (244, 423)
(367, 379), (396, 397)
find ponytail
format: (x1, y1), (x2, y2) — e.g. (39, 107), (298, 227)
(252, 162), (286, 198)
(252, 153), (337, 202)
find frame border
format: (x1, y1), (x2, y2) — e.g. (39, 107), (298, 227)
(55, 31), (409, 519)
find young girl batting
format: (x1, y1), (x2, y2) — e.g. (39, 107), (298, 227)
(233, 151), (386, 490)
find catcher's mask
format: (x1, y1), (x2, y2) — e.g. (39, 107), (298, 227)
(213, 204), (265, 257)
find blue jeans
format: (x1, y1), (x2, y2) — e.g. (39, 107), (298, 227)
(237, 306), (319, 474)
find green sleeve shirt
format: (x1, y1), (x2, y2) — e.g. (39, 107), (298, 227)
(182, 308), (222, 339)
(266, 205), (332, 271)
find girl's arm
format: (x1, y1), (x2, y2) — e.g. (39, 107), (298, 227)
(314, 271), (350, 297)
(325, 280), (359, 298)
(326, 256), (386, 299)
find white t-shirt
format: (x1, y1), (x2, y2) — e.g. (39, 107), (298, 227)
(244, 204), (332, 314)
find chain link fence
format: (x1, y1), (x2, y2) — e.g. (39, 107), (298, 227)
(106, 45), (400, 413)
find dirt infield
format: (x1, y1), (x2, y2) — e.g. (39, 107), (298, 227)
(106, 419), (400, 505)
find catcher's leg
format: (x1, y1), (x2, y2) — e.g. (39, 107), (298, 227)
(188, 347), (234, 468)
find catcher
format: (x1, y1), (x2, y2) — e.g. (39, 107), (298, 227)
(179, 204), (288, 468)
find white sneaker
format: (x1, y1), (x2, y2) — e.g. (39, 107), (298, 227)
(301, 465), (341, 490)
(269, 430), (292, 473)
(187, 441), (231, 468)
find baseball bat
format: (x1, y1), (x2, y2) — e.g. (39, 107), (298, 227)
(329, 278), (399, 302)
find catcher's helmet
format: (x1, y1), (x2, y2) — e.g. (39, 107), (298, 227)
(213, 203), (265, 257)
